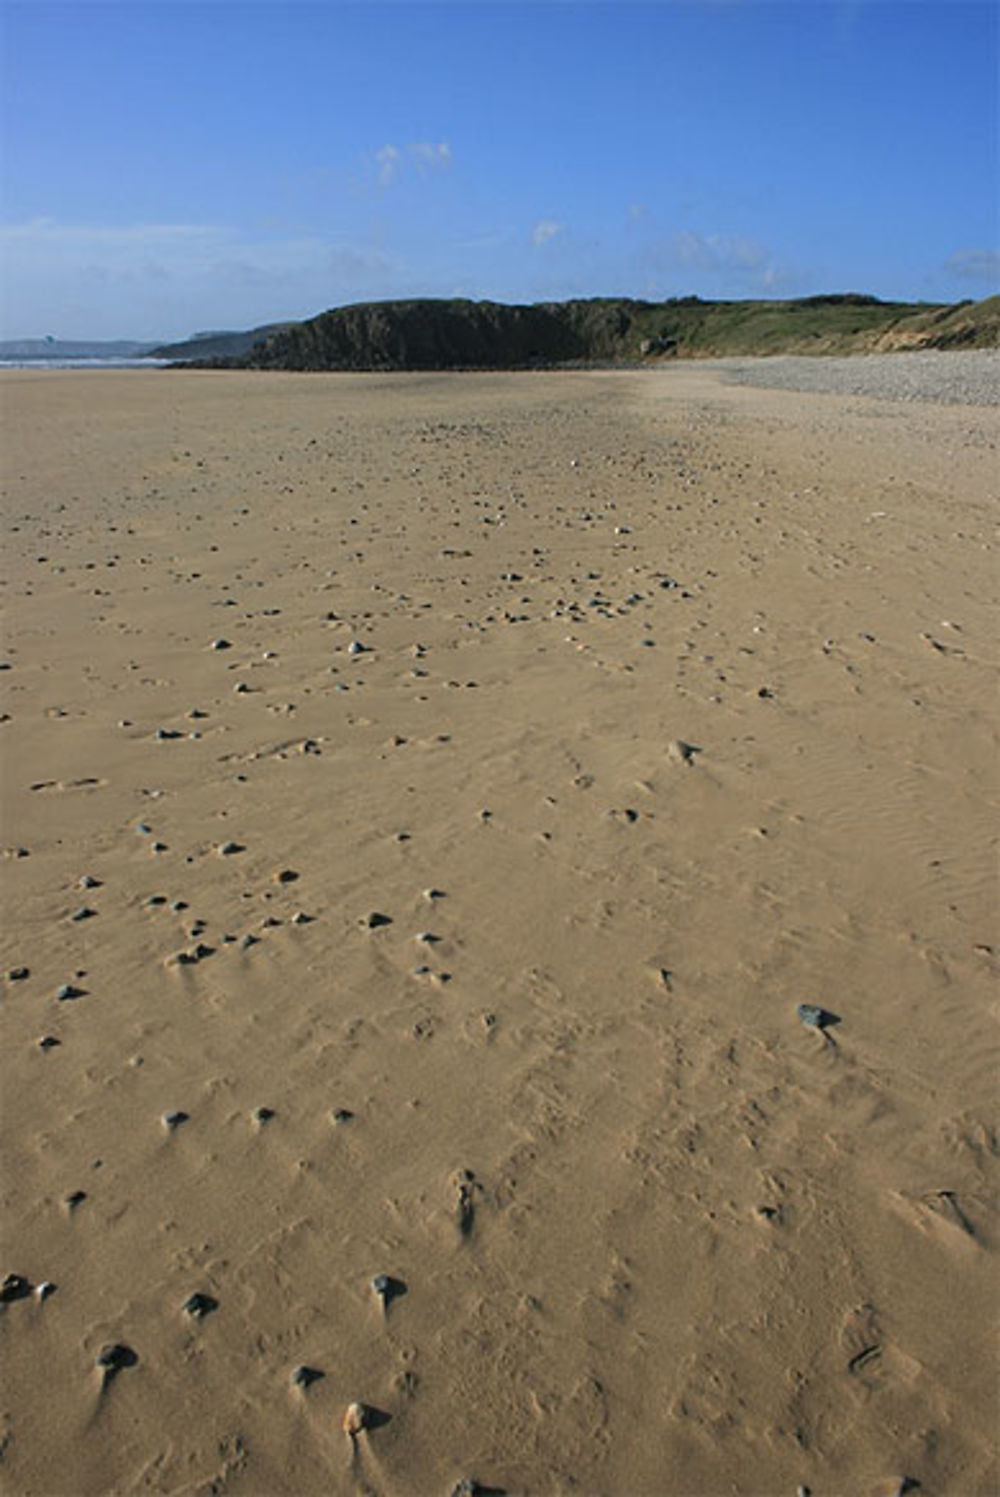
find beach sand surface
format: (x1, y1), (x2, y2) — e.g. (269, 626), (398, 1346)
(1, 365), (996, 1497)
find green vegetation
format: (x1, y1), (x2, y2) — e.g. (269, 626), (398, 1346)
(154, 294), (1000, 370)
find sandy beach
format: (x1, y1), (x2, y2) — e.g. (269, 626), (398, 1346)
(1, 361), (996, 1497)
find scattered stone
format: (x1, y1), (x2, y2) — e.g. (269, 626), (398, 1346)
(155, 728), (184, 741)
(796, 1003), (839, 1031)
(55, 983), (85, 1001)
(331, 1108), (354, 1125)
(7, 966), (29, 981)
(1, 1272), (32, 1303)
(38, 1035), (61, 1051)
(273, 868), (299, 884)
(666, 739), (700, 765)
(70, 906), (97, 922)
(64, 1190), (87, 1212)
(210, 638), (231, 650)
(291, 1364), (323, 1389)
(35, 1281), (56, 1302)
(78, 874), (101, 889)
(370, 1273), (392, 1309)
(347, 640), (367, 655)
(240, 933), (260, 951)
(251, 1106), (275, 1124)
(145, 895), (168, 908)
(343, 1401), (368, 1436)
(423, 888), (446, 902)
(182, 1292), (218, 1320)
(95, 1342), (138, 1376)
(162, 1110), (189, 1131)
(217, 841), (244, 856)
(291, 911), (313, 925)
(364, 911), (392, 929)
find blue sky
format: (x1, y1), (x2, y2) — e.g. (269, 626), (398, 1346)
(1, 0), (997, 340)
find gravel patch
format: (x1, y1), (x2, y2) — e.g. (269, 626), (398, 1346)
(716, 349), (1000, 407)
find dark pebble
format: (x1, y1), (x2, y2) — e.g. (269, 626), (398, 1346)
(1, 1272), (32, 1303)
(38, 1035), (61, 1051)
(291, 1364), (324, 1389)
(252, 1106), (275, 1124)
(64, 1190), (87, 1211)
(55, 984), (85, 1001)
(96, 1342), (138, 1374)
(364, 911), (392, 929)
(8, 966), (30, 981)
(162, 1110), (189, 1131)
(182, 1292), (218, 1320)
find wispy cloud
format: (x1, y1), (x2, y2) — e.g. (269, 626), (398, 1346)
(645, 229), (790, 291)
(943, 248), (1000, 285)
(371, 141), (451, 188)
(532, 219), (564, 248)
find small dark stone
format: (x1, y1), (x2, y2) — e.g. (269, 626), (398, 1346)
(240, 933), (260, 950)
(1, 1272), (32, 1303)
(252, 1106), (275, 1124)
(145, 895), (168, 907)
(364, 911), (392, 929)
(64, 1190), (87, 1211)
(55, 983), (85, 1001)
(331, 1108), (354, 1125)
(274, 869), (299, 884)
(291, 1364), (324, 1388)
(217, 841), (244, 856)
(182, 1292), (218, 1320)
(38, 1035), (61, 1051)
(162, 1110), (189, 1131)
(210, 638), (232, 650)
(96, 1342), (138, 1374)
(8, 966), (29, 981)
(70, 906), (97, 921)
(79, 874), (101, 889)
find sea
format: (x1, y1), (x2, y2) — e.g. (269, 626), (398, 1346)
(0, 358), (170, 370)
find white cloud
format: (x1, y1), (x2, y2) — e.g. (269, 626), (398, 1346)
(372, 141), (451, 188)
(375, 144), (401, 188)
(943, 248), (1000, 285)
(532, 219), (563, 248)
(644, 229), (791, 292)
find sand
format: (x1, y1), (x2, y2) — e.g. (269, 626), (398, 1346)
(0, 364), (996, 1497)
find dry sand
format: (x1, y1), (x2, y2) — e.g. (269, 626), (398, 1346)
(0, 364), (996, 1497)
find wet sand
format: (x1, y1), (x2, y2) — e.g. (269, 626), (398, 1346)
(1, 365), (996, 1496)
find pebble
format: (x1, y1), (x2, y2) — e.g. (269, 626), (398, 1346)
(210, 638), (231, 650)
(95, 1342), (138, 1375)
(8, 966), (30, 981)
(251, 1106), (275, 1124)
(78, 875), (101, 889)
(217, 841), (243, 856)
(35, 1281), (56, 1301)
(1, 1272), (32, 1303)
(182, 1292), (218, 1319)
(796, 1003), (837, 1031)
(55, 983), (85, 1001)
(370, 1273), (391, 1308)
(291, 1364), (323, 1388)
(70, 906), (97, 921)
(343, 1401), (368, 1436)
(331, 1108), (354, 1125)
(64, 1190), (87, 1212)
(161, 1110), (189, 1131)
(38, 1035), (61, 1051)
(364, 911), (392, 929)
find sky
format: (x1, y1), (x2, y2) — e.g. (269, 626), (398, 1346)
(1, 0), (997, 341)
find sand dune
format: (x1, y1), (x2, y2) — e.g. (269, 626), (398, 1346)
(1, 364), (996, 1496)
